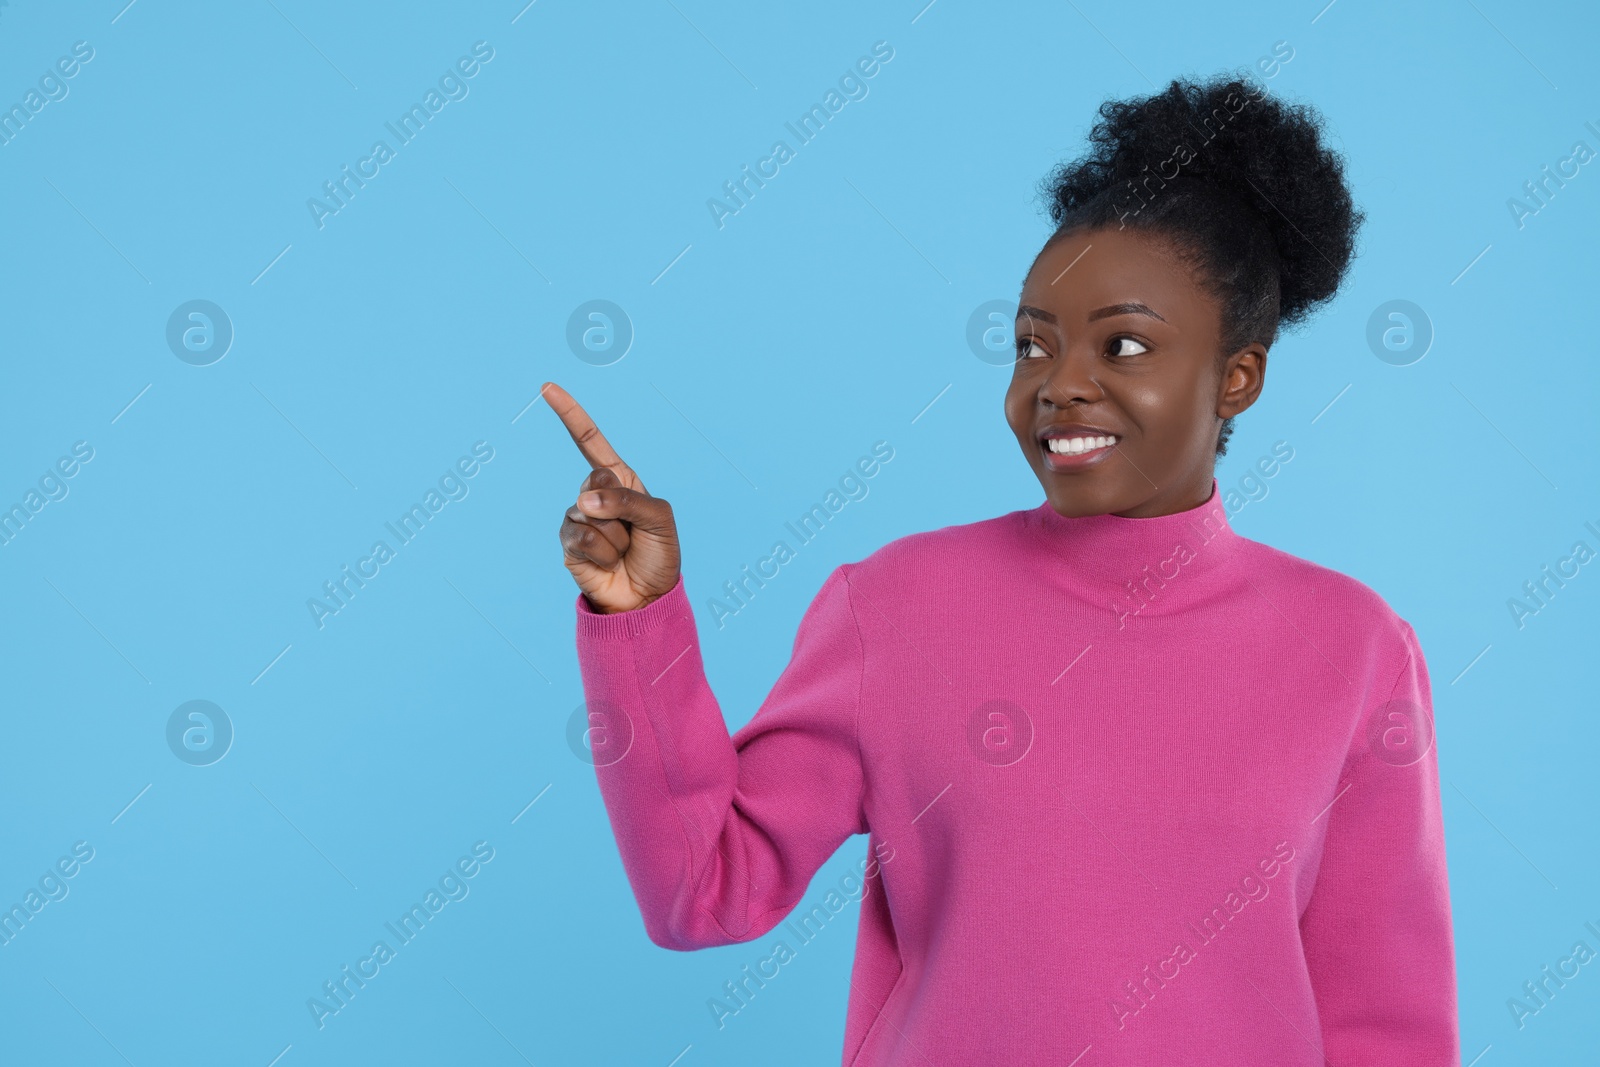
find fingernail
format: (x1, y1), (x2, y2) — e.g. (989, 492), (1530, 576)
(580, 492), (602, 510)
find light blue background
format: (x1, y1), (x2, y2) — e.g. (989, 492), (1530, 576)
(0, 0), (1595, 1063)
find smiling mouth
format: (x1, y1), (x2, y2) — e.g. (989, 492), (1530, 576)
(1039, 433), (1119, 470)
(1045, 434), (1118, 455)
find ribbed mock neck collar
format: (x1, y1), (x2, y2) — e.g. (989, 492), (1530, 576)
(1023, 477), (1243, 625)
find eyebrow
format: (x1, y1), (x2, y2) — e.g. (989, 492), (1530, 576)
(1016, 302), (1168, 325)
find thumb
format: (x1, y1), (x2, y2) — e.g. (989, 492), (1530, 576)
(588, 466), (621, 492)
(577, 486), (673, 534)
(585, 462), (647, 496)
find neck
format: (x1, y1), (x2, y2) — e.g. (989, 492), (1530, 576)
(1022, 477), (1242, 626)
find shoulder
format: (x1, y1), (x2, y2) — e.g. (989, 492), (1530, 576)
(821, 509), (1030, 610)
(1232, 535), (1419, 663)
(838, 508), (1030, 586)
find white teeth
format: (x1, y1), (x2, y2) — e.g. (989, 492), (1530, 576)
(1046, 435), (1117, 455)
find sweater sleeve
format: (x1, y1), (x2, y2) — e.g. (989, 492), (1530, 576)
(1299, 619), (1460, 1064)
(573, 564), (867, 951)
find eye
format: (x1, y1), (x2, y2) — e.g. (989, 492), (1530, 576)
(1108, 335), (1149, 358)
(1015, 339), (1048, 360)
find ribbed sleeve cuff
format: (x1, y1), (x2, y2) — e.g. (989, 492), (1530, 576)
(574, 573), (689, 640)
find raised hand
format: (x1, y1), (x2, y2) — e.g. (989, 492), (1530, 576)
(547, 382), (682, 614)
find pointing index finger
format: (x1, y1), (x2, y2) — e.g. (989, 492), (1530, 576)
(543, 381), (637, 480)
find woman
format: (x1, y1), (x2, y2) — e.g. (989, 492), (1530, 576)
(550, 72), (1458, 1066)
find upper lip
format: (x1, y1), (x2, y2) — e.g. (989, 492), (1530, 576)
(1039, 423), (1120, 440)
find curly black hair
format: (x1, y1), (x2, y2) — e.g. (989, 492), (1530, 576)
(1035, 72), (1364, 456)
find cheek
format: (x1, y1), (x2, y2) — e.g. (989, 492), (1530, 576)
(1004, 376), (1033, 430)
(1126, 370), (1211, 445)
(1124, 382), (1171, 418)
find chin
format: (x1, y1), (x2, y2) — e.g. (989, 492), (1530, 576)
(1037, 475), (1117, 517)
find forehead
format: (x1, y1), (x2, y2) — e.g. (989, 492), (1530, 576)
(1021, 226), (1212, 322)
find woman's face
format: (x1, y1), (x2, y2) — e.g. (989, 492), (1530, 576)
(1005, 225), (1266, 518)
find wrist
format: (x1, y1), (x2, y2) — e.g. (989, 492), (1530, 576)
(584, 591), (662, 615)
(575, 575), (687, 639)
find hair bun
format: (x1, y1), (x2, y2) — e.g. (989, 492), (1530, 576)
(1041, 73), (1364, 335)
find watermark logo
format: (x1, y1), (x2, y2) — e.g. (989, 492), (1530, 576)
(306, 841), (495, 1029)
(1507, 521), (1600, 630)
(0, 841), (95, 949)
(307, 42), (495, 230)
(166, 300), (233, 366)
(567, 699), (633, 767)
(565, 300), (633, 366)
(1507, 919), (1600, 1030)
(707, 441), (894, 630)
(1365, 697), (1433, 767)
(966, 299), (1019, 366)
(1110, 840), (1295, 1029)
(1507, 120), (1599, 230)
(966, 699), (1032, 766)
(1365, 299), (1432, 366)
(706, 41), (895, 230)
(0, 440), (94, 549)
(307, 442), (495, 631)
(0, 40), (95, 149)
(166, 700), (233, 766)
(1249, 39), (1295, 86)
(708, 839), (895, 1029)
(1110, 77), (1272, 228)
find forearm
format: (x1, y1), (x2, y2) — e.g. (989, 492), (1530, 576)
(575, 568), (866, 951)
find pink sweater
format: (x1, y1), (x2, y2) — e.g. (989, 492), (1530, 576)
(573, 477), (1459, 1065)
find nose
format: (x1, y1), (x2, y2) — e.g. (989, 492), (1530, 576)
(1038, 344), (1103, 410)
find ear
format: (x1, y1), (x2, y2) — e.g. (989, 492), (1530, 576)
(1217, 344), (1267, 420)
